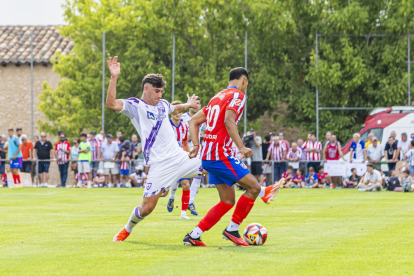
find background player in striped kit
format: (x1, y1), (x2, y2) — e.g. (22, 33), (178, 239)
(167, 100), (192, 219)
(180, 96), (203, 215)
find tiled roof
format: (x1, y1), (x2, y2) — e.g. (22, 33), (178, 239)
(0, 25), (73, 65)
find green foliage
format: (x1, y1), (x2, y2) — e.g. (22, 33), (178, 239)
(39, 0), (414, 142)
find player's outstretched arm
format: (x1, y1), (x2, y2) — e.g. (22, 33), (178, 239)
(224, 110), (253, 158)
(171, 94), (200, 115)
(188, 110), (206, 159)
(106, 56), (124, 111)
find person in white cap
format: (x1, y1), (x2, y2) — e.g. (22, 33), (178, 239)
(129, 165), (147, 188)
(93, 169), (106, 188)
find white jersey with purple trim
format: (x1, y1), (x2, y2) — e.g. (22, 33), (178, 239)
(120, 98), (182, 166)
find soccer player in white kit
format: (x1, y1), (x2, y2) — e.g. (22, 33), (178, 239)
(180, 96), (204, 216)
(106, 56), (202, 242)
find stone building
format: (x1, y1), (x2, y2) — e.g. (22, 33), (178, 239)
(0, 25), (74, 186)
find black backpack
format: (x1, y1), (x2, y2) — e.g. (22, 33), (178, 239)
(387, 176), (400, 191)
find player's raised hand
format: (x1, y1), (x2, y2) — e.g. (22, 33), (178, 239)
(107, 56), (120, 78)
(188, 146), (199, 159)
(186, 94), (200, 109)
(240, 147), (253, 158)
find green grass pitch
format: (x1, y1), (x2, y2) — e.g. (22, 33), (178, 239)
(1, 188), (413, 275)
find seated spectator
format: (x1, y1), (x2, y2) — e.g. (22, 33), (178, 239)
(287, 168), (305, 188)
(93, 169), (106, 188)
(379, 169), (386, 187)
(387, 170), (401, 191)
(317, 166), (333, 188)
(343, 168), (359, 188)
(281, 166), (294, 188)
(129, 165), (147, 188)
(357, 163), (382, 192)
(401, 170), (413, 192)
(304, 167), (319, 188)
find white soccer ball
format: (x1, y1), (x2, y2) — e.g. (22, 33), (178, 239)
(243, 223), (268, 246)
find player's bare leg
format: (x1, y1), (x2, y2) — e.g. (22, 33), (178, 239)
(113, 192), (162, 242)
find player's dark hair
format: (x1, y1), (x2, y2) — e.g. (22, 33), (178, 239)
(229, 67), (249, 81)
(142, 73), (166, 90)
(351, 168), (356, 173)
(119, 136), (125, 143)
(317, 165), (324, 172)
(310, 133), (316, 137)
(80, 133), (87, 138)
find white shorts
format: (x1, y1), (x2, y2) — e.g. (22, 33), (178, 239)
(143, 151), (202, 198)
(103, 161), (120, 175)
(78, 161), (90, 173)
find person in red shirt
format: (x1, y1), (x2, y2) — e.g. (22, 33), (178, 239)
(20, 134), (34, 173)
(317, 166), (333, 188)
(287, 168), (305, 188)
(184, 67), (280, 247)
(54, 133), (71, 187)
(281, 166), (294, 188)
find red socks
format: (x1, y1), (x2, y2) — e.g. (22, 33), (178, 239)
(231, 195), (255, 225)
(12, 174), (21, 184)
(12, 174), (17, 184)
(181, 190), (190, 211)
(198, 201), (234, 232)
(16, 175), (21, 184)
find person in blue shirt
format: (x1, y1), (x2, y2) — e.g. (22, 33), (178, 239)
(349, 133), (367, 162)
(7, 129), (23, 188)
(304, 166), (320, 188)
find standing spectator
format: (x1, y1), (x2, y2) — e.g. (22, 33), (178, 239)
(34, 132), (54, 188)
(390, 131), (397, 141)
(365, 133), (381, 148)
(286, 142), (302, 173)
(265, 136), (287, 182)
(97, 130), (107, 144)
(20, 134), (33, 173)
(397, 132), (410, 161)
(7, 129), (23, 188)
(404, 140), (414, 177)
(322, 135), (344, 187)
(70, 139), (80, 187)
(250, 129), (263, 184)
(384, 136), (398, 173)
(101, 134), (119, 187)
(55, 133), (71, 188)
(78, 133), (92, 188)
(119, 145), (132, 187)
(261, 135), (272, 185)
(357, 163), (382, 192)
(297, 138), (307, 172)
(322, 131), (332, 149)
(115, 130), (123, 143)
(279, 132), (290, 151)
(0, 135), (7, 187)
(88, 131), (102, 178)
(303, 133), (322, 170)
(349, 133), (367, 162)
(16, 128), (22, 141)
(30, 135), (39, 184)
(131, 134), (140, 160)
(367, 137), (384, 171)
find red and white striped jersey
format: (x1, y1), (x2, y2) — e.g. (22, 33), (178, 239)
(268, 141), (287, 161)
(286, 148), (302, 160)
(88, 138), (102, 161)
(55, 141), (71, 165)
(303, 141), (322, 161)
(200, 87), (245, 161)
(170, 119), (188, 148)
(120, 160), (129, 170)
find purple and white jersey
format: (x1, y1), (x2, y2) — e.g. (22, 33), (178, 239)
(120, 98), (182, 166)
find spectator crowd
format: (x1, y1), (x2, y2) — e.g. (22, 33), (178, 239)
(1, 127), (414, 193)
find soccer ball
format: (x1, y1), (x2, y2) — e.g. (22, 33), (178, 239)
(243, 223), (267, 246)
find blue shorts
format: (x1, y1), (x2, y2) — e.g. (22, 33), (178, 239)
(178, 178), (191, 183)
(202, 156), (250, 186)
(38, 162), (50, 173)
(10, 157), (23, 169)
(120, 169), (130, 176)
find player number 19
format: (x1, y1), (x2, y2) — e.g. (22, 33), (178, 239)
(206, 105), (220, 131)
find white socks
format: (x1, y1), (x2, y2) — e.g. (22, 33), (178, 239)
(190, 177), (202, 204)
(181, 210), (187, 216)
(259, 187), (265, 197)
(189, 226), (204, 239)
(226, 221), (240, 232)
(125, 206), (144, 233)
(169, 182), (179, 200)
